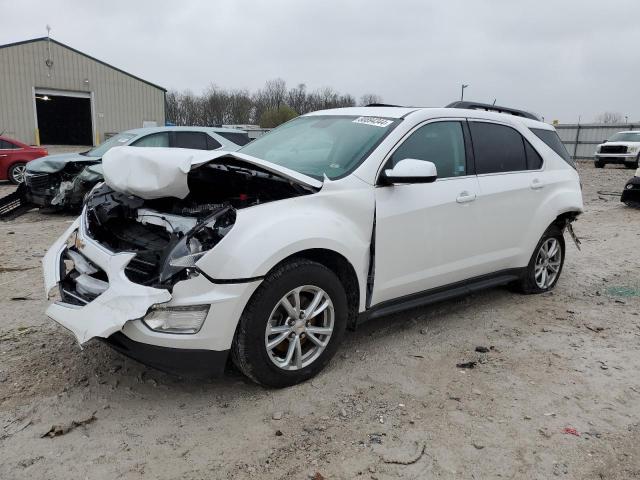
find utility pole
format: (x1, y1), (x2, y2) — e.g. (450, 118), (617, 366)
(460, 84), (469, 101)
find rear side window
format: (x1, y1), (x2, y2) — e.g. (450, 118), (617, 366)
(206, 135), (222, 150)
(174, 131), (216, 150)
(469, 122), (527, 174)
(0, 139), (17, 149)
(216, 131), (251, 147)
(524, 141), (543, 170)
(531, 128), (575, 168)
(132, 132), (169, 147)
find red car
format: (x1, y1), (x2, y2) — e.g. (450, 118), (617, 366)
(0, 136), (48, 184)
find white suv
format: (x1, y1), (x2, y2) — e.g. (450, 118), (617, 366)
(42, 102), (583, 387)
(594, 131), (640, 169)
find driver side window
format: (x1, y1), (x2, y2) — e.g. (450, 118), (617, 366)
(390, 121), (467, 178)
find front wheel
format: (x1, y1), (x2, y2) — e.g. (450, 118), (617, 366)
(594, 160), (605, 168)
(231, 259), (347, 388)
(625, 160), (639, 169)
(8, 162), (27, 184)
(516, 227), (565, 294)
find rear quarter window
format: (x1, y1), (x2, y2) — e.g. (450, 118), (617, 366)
(531, 128), (575, 168)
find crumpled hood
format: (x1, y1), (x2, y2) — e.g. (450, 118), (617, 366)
(102, 146), (323, 200)
(26, 152), (99, 173)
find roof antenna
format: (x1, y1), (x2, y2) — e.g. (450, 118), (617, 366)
(45, 25), (54, 75)
(492, 98), (497, 105)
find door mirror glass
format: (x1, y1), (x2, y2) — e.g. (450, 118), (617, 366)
(382, 159), (437, 184)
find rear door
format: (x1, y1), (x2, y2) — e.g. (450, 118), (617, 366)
(469, 121), (546, 272)
(371, 120), (482, 305)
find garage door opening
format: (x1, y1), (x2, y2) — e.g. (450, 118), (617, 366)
(35, 91), (93, 145)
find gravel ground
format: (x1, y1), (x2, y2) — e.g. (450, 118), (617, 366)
(0, 162), (638, 479)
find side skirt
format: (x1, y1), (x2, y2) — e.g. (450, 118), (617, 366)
(358, 268), (525, 324)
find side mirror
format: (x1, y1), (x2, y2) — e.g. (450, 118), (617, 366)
(381, 159), (438, 185)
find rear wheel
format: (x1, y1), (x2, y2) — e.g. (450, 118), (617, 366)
(516, 227), (565, 294)
(231, 259), (347, 388)
(7, 162), (26, 184)
(594, 160), (605, 168)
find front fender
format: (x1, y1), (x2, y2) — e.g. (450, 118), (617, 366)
(196, 181), (375, 309)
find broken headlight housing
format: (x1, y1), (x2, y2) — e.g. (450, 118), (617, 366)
(159, 206), (236, 283)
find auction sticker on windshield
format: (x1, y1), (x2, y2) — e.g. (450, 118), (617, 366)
(352, 117), (394, 128)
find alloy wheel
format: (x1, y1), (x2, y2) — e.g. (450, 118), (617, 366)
(264, 285), (335, 371)
(534, 238), (562, 289)
(10, 164), (26, 184)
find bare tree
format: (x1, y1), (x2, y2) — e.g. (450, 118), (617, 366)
(595, 112), (624, 124)
(165, 80), (380, 126)
(359, 93), (383, 106)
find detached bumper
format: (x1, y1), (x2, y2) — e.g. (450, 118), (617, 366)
(42, 212), (261, 374)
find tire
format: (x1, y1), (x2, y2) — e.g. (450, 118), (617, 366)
(516, 226), (565, 294)
(625, 160), (639, 169)
(594, 160), (605, 168)
(7, 162), (27, 184)
(231, 259), (348, 388)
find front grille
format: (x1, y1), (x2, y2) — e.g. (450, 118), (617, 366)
(600, 145), (627, 154)
(125, 254), (161, 285)
(25, 172), (54, 190)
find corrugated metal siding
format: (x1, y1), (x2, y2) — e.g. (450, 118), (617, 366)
(0, 39), (164, 145)
(556, 123), (640, 160)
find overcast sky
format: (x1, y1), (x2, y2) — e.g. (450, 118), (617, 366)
(3, 0), (640, 123)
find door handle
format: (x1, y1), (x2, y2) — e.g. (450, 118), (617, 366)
(456, 191), (476, 203)
(0, 154), (7, 157)
(530, 178), (545, 190)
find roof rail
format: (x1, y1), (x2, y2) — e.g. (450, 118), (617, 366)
(446, 101), (540, 121)
(365, 103), (404, 107)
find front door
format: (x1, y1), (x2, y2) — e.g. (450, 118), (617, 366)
(371, 120), (482, 306)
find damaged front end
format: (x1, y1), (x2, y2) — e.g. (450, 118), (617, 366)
(43, 149), (319, 366)
(25, 162), (102, 211)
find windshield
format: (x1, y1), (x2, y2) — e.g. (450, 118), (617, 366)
(239, 115), (399, 179)
(607, 132), (640, 142)
(84, 133), (136, 157)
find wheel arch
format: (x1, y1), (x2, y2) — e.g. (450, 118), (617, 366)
(265, 248), (361, 330)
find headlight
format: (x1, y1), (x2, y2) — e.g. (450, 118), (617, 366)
(159, 206), (236, 283)
(142, 305), (209, 334)
(628, 146), (639, 153)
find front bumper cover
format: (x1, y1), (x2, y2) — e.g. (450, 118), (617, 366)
(42, 211), (261, 373)
(595, 153), (638, 164)
(102, 332), (229, 376)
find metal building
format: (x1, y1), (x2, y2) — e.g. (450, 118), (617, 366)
(0, 37), (165, 146)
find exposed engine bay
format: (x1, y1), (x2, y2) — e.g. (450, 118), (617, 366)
(83, 159), (316, 290)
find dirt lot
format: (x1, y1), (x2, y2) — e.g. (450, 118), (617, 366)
(0, 163), (638, 479)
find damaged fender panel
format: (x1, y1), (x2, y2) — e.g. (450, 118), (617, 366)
(43, 216), (172, 345)
(195, 176), (376, 311)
